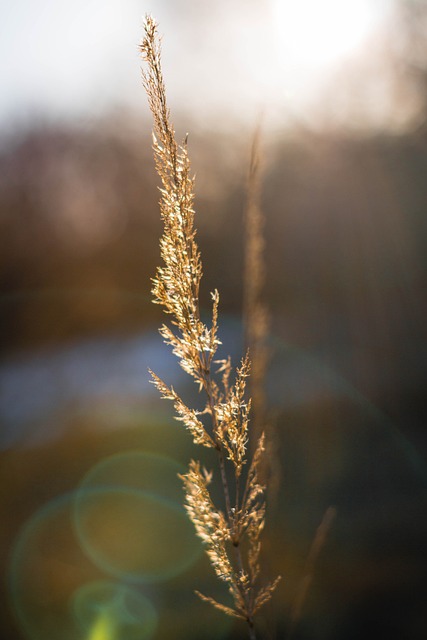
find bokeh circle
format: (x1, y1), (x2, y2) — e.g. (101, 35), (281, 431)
(8, 492), (157, 640)
(71, 580), (157, 640)
(73, 451), (201, 583)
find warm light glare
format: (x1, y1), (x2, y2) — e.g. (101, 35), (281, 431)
(88, 611), (114, 640)
(272, 0), (379, 70)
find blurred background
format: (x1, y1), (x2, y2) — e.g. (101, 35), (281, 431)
(1, 0), (427, 639)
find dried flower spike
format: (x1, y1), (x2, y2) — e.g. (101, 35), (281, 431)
(140, 15), (280, 640)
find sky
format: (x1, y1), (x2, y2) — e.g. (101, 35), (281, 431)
(0, 0), (402, 132)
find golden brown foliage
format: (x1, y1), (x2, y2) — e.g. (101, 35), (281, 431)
(140, 15), (280, 638)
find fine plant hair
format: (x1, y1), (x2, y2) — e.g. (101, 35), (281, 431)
(140, 15), (280, 640)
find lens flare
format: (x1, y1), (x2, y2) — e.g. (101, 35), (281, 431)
(8, 493), (159, 640)
(9, 494), (81, 640)
(88, 612), (112, 640)
(8, 493), (157, 640)
(73, 451), (202, 582)
(72, 581), (157, 640)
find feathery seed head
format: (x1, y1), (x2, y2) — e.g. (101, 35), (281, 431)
(142, 16), (280, 631)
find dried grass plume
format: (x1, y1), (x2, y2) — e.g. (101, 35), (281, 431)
(140, 15), (280, 639)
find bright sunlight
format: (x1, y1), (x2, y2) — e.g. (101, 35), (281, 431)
(271, 0), (383, 71)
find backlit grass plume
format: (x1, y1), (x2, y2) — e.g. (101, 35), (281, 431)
(140, 15), (280, 639)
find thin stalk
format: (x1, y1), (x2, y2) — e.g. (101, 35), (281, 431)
(201, 365), (233, 520)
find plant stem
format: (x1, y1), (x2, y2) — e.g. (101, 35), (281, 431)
(200, 358), (232, 516)
(248, 620), (257, 640)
